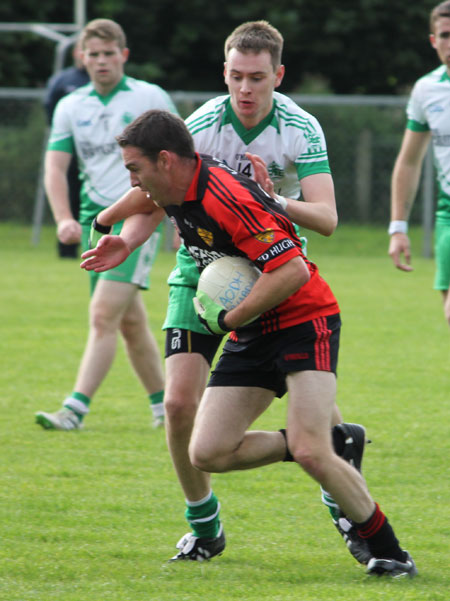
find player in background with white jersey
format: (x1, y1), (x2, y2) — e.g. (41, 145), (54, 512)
(87, 21), (371, 564)
(389, 0), (450, 327)
(35, 18), (177, 431)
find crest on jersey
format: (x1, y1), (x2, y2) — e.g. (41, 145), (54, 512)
(267, 161), (284, 180)
(197, 227), (214, 246)
(121, 112), (134, 126)
(254, 229), (275, 244)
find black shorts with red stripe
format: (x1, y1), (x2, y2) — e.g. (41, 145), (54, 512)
(208, 313), (341, 398)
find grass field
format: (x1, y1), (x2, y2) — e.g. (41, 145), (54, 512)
(0, 222), (448, 601)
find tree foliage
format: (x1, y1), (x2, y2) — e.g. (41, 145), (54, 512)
(0, 0), (441, 93)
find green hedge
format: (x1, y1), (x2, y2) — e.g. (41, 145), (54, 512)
(0, 100), (47, 221)
(0, 95), (425, 225)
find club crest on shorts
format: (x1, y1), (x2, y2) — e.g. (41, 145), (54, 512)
(197, 227), (214, 246)
(254, 229), (275, 244)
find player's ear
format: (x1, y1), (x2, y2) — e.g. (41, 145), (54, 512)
(223, 62), (228, 83)
(274, 64), (285, 89)
(122, 47), (130, 63)
(158, 150), (171, 169)
(429, 34), (437, 50)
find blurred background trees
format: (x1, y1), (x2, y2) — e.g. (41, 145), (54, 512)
(0, 0), (440, 94)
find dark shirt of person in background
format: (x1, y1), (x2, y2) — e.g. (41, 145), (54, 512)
(43, 41), (89, 258)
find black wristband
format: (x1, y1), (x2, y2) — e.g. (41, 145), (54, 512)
(92, 217), (111, 234)
(217, 310), (232, 333)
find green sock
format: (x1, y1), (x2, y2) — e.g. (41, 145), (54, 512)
(185, 491), (221, 538)
(320, 487), (341, 521)
(63, 391), (91, 422)
(149, 390), (164, 418)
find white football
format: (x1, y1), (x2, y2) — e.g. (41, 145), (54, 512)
(198, 256), (261, 311)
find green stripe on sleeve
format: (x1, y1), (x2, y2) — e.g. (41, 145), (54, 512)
(296, 159), (331, 179)
(407, 118), (429, 133)
(47, 137), (74, 153)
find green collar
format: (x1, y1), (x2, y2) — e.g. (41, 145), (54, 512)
(89, 75), (131, 105)
(221, 97), (279, 144)
(440, 68), (450, 83)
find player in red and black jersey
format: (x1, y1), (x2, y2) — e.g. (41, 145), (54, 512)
(81, 110), (416, 578)
(163, 153), (340, 335)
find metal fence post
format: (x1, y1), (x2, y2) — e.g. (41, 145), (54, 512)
(422, 147), (434, 259)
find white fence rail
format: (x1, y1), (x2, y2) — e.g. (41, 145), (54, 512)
(0, 89), (434, 256)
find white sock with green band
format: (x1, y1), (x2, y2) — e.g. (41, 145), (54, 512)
(63, 391), (91, 421)
(149, 390), (164, 419)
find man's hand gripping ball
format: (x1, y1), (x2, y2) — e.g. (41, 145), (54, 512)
(193, 290), (232, 335)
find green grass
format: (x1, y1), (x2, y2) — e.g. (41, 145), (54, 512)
(0, 223), (448, 601)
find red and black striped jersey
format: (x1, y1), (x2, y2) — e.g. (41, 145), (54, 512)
(165, 154), (339, 333)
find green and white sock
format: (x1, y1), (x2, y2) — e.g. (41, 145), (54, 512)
(320, 486), (341, 521)
(63, 391), (90, 422)
(185, 490), (221, 539)
(149, 390), (164, 419)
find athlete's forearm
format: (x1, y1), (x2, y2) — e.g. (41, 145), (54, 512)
(224, 256), (309, 330)
(285, 197), (338, 237)
(44, 154), (73, 223)
(120, 211), (165, 253)
(97, 187), (158, 227)
(390, 128), (431, 222)
(290, 172), (338, 236)
(390, 161), (421, 221)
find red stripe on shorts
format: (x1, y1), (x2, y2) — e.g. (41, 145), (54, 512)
(312, 316), (331, 371)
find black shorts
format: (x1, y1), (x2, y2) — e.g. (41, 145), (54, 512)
(208, 314), (341, 398)
(165, 328), (223, 366)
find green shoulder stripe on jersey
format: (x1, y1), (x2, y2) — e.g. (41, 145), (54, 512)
(187, 110), (223, 135)
(187, 99), (228, 135)
(299, 150), (329, 162)
(275, 102), (309, 129)
(407, 118), (430, 133)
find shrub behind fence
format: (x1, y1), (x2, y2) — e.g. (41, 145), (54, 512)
(0, 89), (431, 232)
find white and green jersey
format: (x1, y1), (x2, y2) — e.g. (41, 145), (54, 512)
(169, 91), (331, 287)
(48, 75), (177, 226)
(407, 65), (450, 223)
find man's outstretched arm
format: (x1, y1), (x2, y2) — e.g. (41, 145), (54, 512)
(82, 209), (165, 272)
(96, 186), (160, 227)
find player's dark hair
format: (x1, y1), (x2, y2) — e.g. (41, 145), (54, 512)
(224, 20), (284, 71)
(430, 1), (450, 33)
(116, 110), (196, 161)
(81, 18), (127, 50)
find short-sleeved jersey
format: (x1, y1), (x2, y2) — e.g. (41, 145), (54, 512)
(406, 65), (450, 223)
(47, 76), (177, 226)
(169, 92), (331, 288)
(44, 66), (90, 124)
(165, 154), (339, 334)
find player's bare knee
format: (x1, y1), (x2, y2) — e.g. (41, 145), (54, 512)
(189, 448), (214, 472)
(164, 393), (197, 426)
(189, 443), (228, 473)
(89, 306), (114, 336)
(119, 312), (143, 339)
(292, 446), (328, 480)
